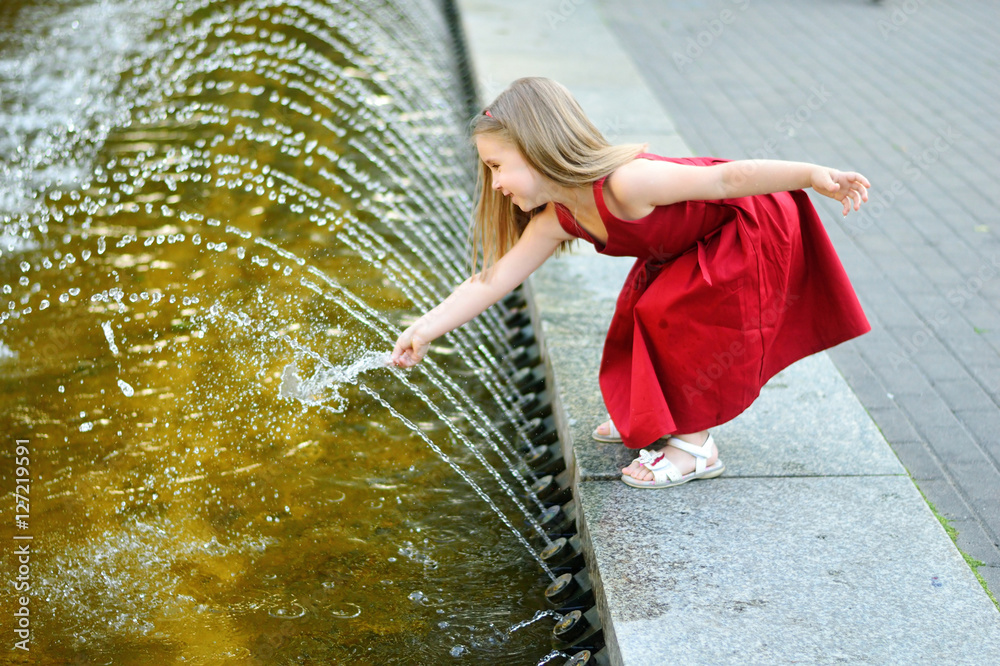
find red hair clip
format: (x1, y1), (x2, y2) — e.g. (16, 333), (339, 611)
(483, 109), (493, 118)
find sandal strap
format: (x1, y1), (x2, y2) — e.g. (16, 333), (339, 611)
(666, 435), (715, 475)
(606, 419), (619, 439)
(636, 449), (682, 483)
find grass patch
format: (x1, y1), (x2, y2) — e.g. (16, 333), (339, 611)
(914, 482), (998, 611)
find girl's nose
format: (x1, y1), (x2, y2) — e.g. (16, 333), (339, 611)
(491, 175), (502, 190)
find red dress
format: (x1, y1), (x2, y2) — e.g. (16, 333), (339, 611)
(553, 154), (871, 449)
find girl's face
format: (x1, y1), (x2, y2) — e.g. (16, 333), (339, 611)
(475, 134), (548, 211)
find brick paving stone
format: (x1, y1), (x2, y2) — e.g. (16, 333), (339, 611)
(865, 407), (921, 444)
(964, 299), (1000, 333)
(826, 347), (894, 411)
(944, 461), (1000, 540)
(955, 409), (1000, 462)
(912, 352), (981, 385)
(932, 379), (998, 414)
(857, 290), (924, 329)
(979, 567), (1000, 603)
(890, 441), (944, 483)
(919, 424), (993, 468)
(982, 331), (1000, 357)
(915, 477), (975, 523)
(947, 328), (1000, 364)
(949, 518), (1000, 568)
(905, 293), (970, 329)
(862, 354), (934, 398)
(970, 364), (1000, 398)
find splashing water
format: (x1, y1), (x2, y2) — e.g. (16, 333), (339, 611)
(102, 320), (120, 356)
(507, 609), (566, 635)
(278, 349), (390, 407)
(537, 651), (575, 666)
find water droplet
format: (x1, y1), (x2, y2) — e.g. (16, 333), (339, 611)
(101, 321), (119, 355)
(268, 602), (306, 618)
(118, 379), (134, 397)
(330, 603), (361, 619)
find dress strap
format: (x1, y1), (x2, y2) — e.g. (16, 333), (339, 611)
(593, 152), (660, 225)
(554, 201), (605, 251)
(592, 175), (614, 225)
(552, 203), (582, 239)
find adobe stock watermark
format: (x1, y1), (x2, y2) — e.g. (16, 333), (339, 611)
(476, 72), (505, 105)
(600, 115), (630, 144)
(546, 0), (587, 30)
(878, 0), (930, 38)
(11, 439), (33, 652)
(673, 0), (753, 71)
(847, 125), (962, 236)
(725, 84), (833, 188)
(682, 293), (801, 401)
(887, 254), (1000, 370)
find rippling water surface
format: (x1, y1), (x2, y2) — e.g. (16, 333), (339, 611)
(0, 0), (557, 662)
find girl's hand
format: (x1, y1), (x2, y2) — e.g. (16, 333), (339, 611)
(811, 167), (871, 216)
(391, 325), (431, 368)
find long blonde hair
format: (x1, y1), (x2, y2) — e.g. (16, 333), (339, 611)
(469, 77), (646, 277)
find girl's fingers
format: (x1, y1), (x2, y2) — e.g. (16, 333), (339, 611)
(843, 188), (859, 214)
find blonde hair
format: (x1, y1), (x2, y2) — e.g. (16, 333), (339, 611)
(469, 77), (646, 277)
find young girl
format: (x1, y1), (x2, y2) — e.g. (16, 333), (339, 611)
(391, 77), (871, 489)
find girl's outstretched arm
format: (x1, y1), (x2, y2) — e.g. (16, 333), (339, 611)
(612, 158), (870, 216)
(391, 205), (573, 367)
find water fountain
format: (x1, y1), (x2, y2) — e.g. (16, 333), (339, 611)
(0, 0), (603, 662)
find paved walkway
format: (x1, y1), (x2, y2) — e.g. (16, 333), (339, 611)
(604, 0), (1000, 598)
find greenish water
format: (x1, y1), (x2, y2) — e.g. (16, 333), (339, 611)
(0, 0), (557, 663)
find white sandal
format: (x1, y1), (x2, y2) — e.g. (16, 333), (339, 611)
(621, 434), (725, 489)
(592, 419), (622, 443)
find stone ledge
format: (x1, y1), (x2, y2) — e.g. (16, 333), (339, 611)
(580, 474), (1000, 665)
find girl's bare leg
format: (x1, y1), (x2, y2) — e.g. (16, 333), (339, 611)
(621, 430), (717, 482)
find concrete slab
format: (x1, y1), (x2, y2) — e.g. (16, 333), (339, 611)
(579, 475), (1000, 665)
(711, 353), (905, 478)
